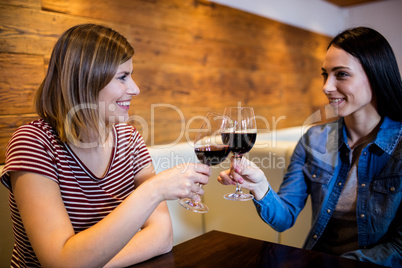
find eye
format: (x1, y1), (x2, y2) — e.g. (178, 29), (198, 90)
(335, 71), (349, 79)
(118, 74), (128, 81)
(321, 71), (328, 82)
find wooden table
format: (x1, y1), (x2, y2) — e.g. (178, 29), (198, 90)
(131, 230), (383, 267)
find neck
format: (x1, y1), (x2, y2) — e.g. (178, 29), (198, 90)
(344, 112), (382, 148)
(68, 126), (113, 152)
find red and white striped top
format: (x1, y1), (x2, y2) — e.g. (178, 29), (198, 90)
(1, 119), (152, 267)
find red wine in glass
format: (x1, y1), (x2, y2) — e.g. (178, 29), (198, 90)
(195, 145), (230, 166)
(179, 112), (229, 213)
(222, 107), (257, 201)
(221, 132), (257, 155)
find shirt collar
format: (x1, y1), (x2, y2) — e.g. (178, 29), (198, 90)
(340, 116), (402, 155)
(373, 116), (402, 154)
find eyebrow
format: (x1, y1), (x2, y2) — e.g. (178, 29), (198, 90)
(116, 71), (133, 76)
(321, 66), (351, 72)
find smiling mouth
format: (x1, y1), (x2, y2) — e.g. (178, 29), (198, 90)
(116, 101), (130, 107)
(329, 98), (344, 104)
(115, 101), (131, 111)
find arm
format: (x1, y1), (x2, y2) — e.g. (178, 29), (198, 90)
(105, 164), (173, 267)
(10, 163), (209, 268)
(218, 140), (309, 231)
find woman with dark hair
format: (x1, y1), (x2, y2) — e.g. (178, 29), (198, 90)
(1, 24), (210, 267)
(328, 27), (402, 121)
(218, 27), (402, 267)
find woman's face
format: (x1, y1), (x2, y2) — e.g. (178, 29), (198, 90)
(321, 45), (377, 119)
(98, 59), (140, 124)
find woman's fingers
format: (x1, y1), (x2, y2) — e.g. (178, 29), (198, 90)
(192, 183), (204, 196)
(180, 163), (209, 198)
(218, 170), (237, 185)
(193, 163), (211, 176)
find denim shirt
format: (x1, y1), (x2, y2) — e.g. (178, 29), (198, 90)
(253, 117), (402, 267)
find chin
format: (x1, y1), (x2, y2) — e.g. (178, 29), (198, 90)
(106, 114), (130, 124)
(338, 109), (356, 118)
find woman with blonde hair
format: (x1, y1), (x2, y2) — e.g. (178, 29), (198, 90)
(1, 24), (210, 267)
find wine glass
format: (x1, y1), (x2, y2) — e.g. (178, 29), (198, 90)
(179, 112), (230, 213)
(221, 107), (257, 201)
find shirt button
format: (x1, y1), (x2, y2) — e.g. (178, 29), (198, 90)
(338, 182), (342, 186)
(390, 187), (395, 192)
(312, 174), (316, 178)
(363, 152), (367, 155)
(360, 214), (365, 218)
(313, 235), (318, 239)
(361, 183), (366, 187)
(327, 209), (331, 213)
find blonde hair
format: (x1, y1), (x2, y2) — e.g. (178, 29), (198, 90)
(35, 24), (134, 144)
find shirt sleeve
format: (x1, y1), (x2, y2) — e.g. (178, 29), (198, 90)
(1, 124), (58, 189)
(253, 138), (310, 232)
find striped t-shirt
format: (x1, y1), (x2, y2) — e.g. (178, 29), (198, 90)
(1, 119), (152, 267)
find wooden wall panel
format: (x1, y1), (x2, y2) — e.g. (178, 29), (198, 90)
(0, 54), (45, 115)
(0, 0), (331, 163)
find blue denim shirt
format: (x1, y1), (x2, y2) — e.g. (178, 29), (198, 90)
(253, 117), (402, 267)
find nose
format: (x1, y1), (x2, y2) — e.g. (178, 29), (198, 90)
(127, 76), (140, 96)
(322, 76), (336, 95)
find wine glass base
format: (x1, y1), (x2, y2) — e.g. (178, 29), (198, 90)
(179, 198), (209, 213)
(224, 192), (254, 201)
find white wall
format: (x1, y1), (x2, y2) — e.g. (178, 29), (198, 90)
(346, 0), (402, 74)
(211, 0), (402, 72)
(211, 0), (346, 36)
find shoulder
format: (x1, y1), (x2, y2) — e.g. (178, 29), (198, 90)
(113, 124), (151, 172)
(304, 119), (343, 137)
(301, 119), (343, 152)
(114, 123), (145, 142)
(292, 119), (343, 168)
(114, 123), (137, 136)
(3, 120), (61, 187)
(375, 117), (402, 155)
(10, 119), (60, 147)
(6, 119), (64, 171)
(14, 119), (58, 137)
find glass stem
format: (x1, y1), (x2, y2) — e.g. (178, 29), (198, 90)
(235, 183), (243, 195)
(233, 154), (244, 195)
(192, 183), (203, 204)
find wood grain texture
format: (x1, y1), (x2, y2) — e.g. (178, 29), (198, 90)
(0, 53), (45, 115)
(0, 0), (331, 164)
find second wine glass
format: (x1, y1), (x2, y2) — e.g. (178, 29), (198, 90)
(179, 112), (230, 213)
(222, 107), (257, 201)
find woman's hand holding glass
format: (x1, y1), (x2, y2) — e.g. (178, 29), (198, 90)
(218, 157), (270, 201)
(152, 163), (210, 202)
